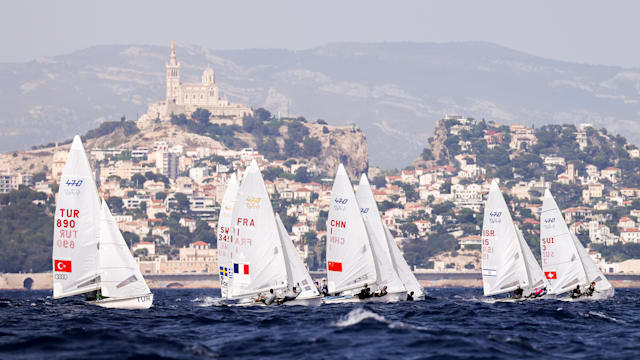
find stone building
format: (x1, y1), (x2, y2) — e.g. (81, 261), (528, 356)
(140, 42), (252, 125)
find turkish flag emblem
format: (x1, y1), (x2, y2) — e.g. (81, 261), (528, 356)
(54, 260), (72, 273)
(328, 261), (342, 272)
(545, 271), (557, 280)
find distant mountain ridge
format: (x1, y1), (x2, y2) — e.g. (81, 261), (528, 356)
(2, 41), (640, 168)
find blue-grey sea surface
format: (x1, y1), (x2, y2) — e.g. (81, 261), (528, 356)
(0, 288), (637, 359)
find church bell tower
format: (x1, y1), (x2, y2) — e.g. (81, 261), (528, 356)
(166, 42), (181, 104)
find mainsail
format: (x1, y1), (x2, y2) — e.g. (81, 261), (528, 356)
(481, 180), (529, 296)
(541, 189), (612, 295)
(326, 164), (377, 294)
(356, 174), (405, 294)
(98, 200), (151, 298)
(52, 135), (102, 299)
(217, 173), (239, 299)
(275, 214), (320, 299)
(540, 189), (587, 294)
(229, 160), (287, 299)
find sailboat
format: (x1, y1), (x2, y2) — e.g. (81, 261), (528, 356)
(481, 180), (549, 299)
(53, 135), (153, 309)
(275, 214), (322, 306)
(217, 173), (239, 299)
(226, 160), (292, 305)
(356, 174), (420, 300)
(541, 189), (613, 299)
(324, 165), (404, 303)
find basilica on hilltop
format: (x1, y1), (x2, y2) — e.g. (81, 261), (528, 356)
(139, 42), (252, 126)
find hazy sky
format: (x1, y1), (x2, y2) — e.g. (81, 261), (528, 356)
(3, 0), (639, 67)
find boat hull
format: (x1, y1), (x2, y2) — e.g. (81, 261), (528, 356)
(323, 291), (407, 304)
(282, 296), (322, 306)
(88, 293), (154, 309)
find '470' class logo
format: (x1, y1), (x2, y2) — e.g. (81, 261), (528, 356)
(334, 198), (349, 205)
(245, 196), (261, 209)
(65, 179), (83, 187)
(489, 211), (502, 217)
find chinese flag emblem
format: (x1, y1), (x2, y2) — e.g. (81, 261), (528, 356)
(544, 271), (557, 280)
(54, 260), (72, 273)
(328, 261), (343, 272)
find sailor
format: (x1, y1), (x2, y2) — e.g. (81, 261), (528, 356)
(258, 289), (277, 305)
(374, 286), (388, 297)
(278, 286), (300, 305)
(585, 281), (596, 297)
(406, 291), (415, 301)
(570, 285), (582, 298)
(512, 286), (524, 299)
(321, 279), (329, 296)
(527, 287), (547, 298)
(357, 283), (372, 299)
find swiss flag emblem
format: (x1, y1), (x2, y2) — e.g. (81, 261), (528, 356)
(328, 261), (342, 272)
(545, 271), (557, 280)
(54, 260), (72, 273)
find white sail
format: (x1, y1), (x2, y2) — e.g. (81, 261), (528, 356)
(517, 228), (549, 292)
(356, 174), (405, 294)
(217, 173), (239, 299)
(572, 234), (613, 294)
(275, 214), (320, 299)
(383, 224), (425, 299)
(541, 189), (587, 295)
(481, 180), (528, 296)
(52, 135), (101, 299)
(229, 160), (287, 299)
(326, 164), (377, 294)
(98, 200), (151, 298)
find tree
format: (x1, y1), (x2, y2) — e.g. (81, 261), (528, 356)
(155, 192), (167, 201)
(107, 197), (124, 214)
(303, 137), (323, 157)
(294, 167), (311, 183)
(133, 248), (148, 258)
(316, 119), (328, 125)
(371, 175), (386, 188)
(303, 231), (318, 247)
(254, 108), (271, 122)
(400, 222), (419, 238)
(131, 173), (146, 189)
(173, 193), (190, 213)
(192, 108), (212, 124)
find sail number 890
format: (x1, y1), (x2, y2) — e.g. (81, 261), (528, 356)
(56, 219), (76, 228)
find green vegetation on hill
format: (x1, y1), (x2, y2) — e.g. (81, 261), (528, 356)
(31, 119), (140, 150)
(0, 188), (53, 272)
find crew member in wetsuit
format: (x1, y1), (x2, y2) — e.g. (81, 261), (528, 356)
(259, 289), (277, 305)
(374, 286), (388, 297)
(278, 286), (300, 305)
(585, 281), (596, 297)
(512, 286), (524, 299)
(321, 279), (329, 296)
(357, 283), (372, 299)
(570, 285), (582, 298)
(527, 287), (547, 298)
(407, 291), (415, 301)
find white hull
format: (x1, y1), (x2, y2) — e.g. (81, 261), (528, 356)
(282, 296), (322, 306)
(230, 296), (322, 307)
(323, 291), (407, 304)
(89, 293), (154, 310)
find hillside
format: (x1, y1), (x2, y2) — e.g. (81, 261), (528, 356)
(0, 108), (368, 181)
(2, 42), (640, 168)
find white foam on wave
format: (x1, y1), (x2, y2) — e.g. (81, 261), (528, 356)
(192, 296), (225, 307)
(334, 307), (426, 330)
(582, 311), (626, 324)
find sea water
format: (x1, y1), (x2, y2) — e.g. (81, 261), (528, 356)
(0, 288), (638, 359)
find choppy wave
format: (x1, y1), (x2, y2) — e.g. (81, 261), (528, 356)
(0, 288), (638, 359)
